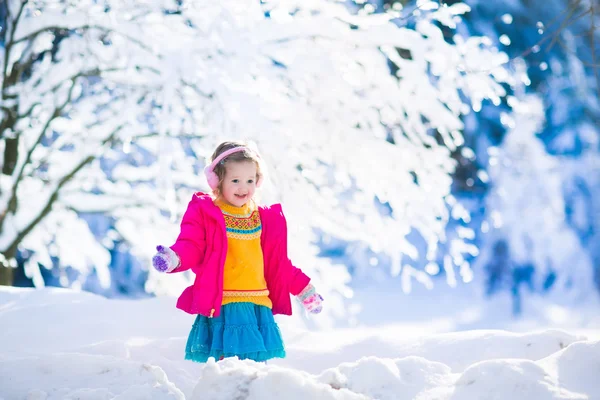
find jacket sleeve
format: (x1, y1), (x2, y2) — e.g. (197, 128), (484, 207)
(277, 206), (311, 295)
(168, 197), (206, 274)
(283, 256), (311, 296)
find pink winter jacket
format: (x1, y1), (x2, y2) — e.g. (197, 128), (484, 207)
(168, 192), (311, 318)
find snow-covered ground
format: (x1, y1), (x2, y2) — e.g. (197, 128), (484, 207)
(0, 286), (599, 400)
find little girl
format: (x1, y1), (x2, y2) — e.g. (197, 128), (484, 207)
(152, 141), (323, 363)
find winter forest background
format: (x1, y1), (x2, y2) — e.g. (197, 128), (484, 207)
(0, 0), (599, 328)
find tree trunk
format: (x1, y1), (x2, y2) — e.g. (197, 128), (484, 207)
(2, 137), (19, 175)
(0, 265), (15, 286)
(0, 247), (17, 286)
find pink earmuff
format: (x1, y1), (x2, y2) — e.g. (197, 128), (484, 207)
(204, 146), (263, 190)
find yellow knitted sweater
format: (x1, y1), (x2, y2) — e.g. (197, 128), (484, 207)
(215, 199), (272, 309)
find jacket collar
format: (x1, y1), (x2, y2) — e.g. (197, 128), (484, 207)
(192, 192), (224, 222)
(193, 191), (282, 223)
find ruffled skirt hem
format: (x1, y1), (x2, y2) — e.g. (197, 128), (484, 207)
(184, 302), (286, 363)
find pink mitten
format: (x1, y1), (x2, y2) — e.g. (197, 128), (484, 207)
(297, 284), (324, 314)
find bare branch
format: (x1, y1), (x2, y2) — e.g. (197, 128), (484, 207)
(514, 7), (592, 60)
(536, 0), (583, 32)
(456, 4), (595, 74)
(543, 8), (592, 53)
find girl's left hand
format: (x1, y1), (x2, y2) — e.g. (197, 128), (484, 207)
(297, 284), (324, 314)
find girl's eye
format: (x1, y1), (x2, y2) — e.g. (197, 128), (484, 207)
(232, 179), (239, 183)
(247, 179), (254, 184)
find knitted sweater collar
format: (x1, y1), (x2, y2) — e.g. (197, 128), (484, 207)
(213, 198), (255, 216)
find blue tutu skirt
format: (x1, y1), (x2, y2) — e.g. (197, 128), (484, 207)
(185, 302), (286, 363)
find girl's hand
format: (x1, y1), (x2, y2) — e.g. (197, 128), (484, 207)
(297, 284), (324, 314)
(152, 245), (180, 273)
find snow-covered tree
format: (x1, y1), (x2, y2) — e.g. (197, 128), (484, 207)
(449, 0), (600, 305)
(474, 95), (595, 314)
(0, 0), (216, 288)
(1, 0), (512, 320)
(560, 142), (600, 296)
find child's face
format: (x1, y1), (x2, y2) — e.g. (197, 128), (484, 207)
(220, 160), (258, 207)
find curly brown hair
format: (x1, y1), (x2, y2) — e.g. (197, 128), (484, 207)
(209, 141), (263, 197)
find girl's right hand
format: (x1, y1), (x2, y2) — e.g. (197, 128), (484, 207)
(152, 245), (180, 273)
